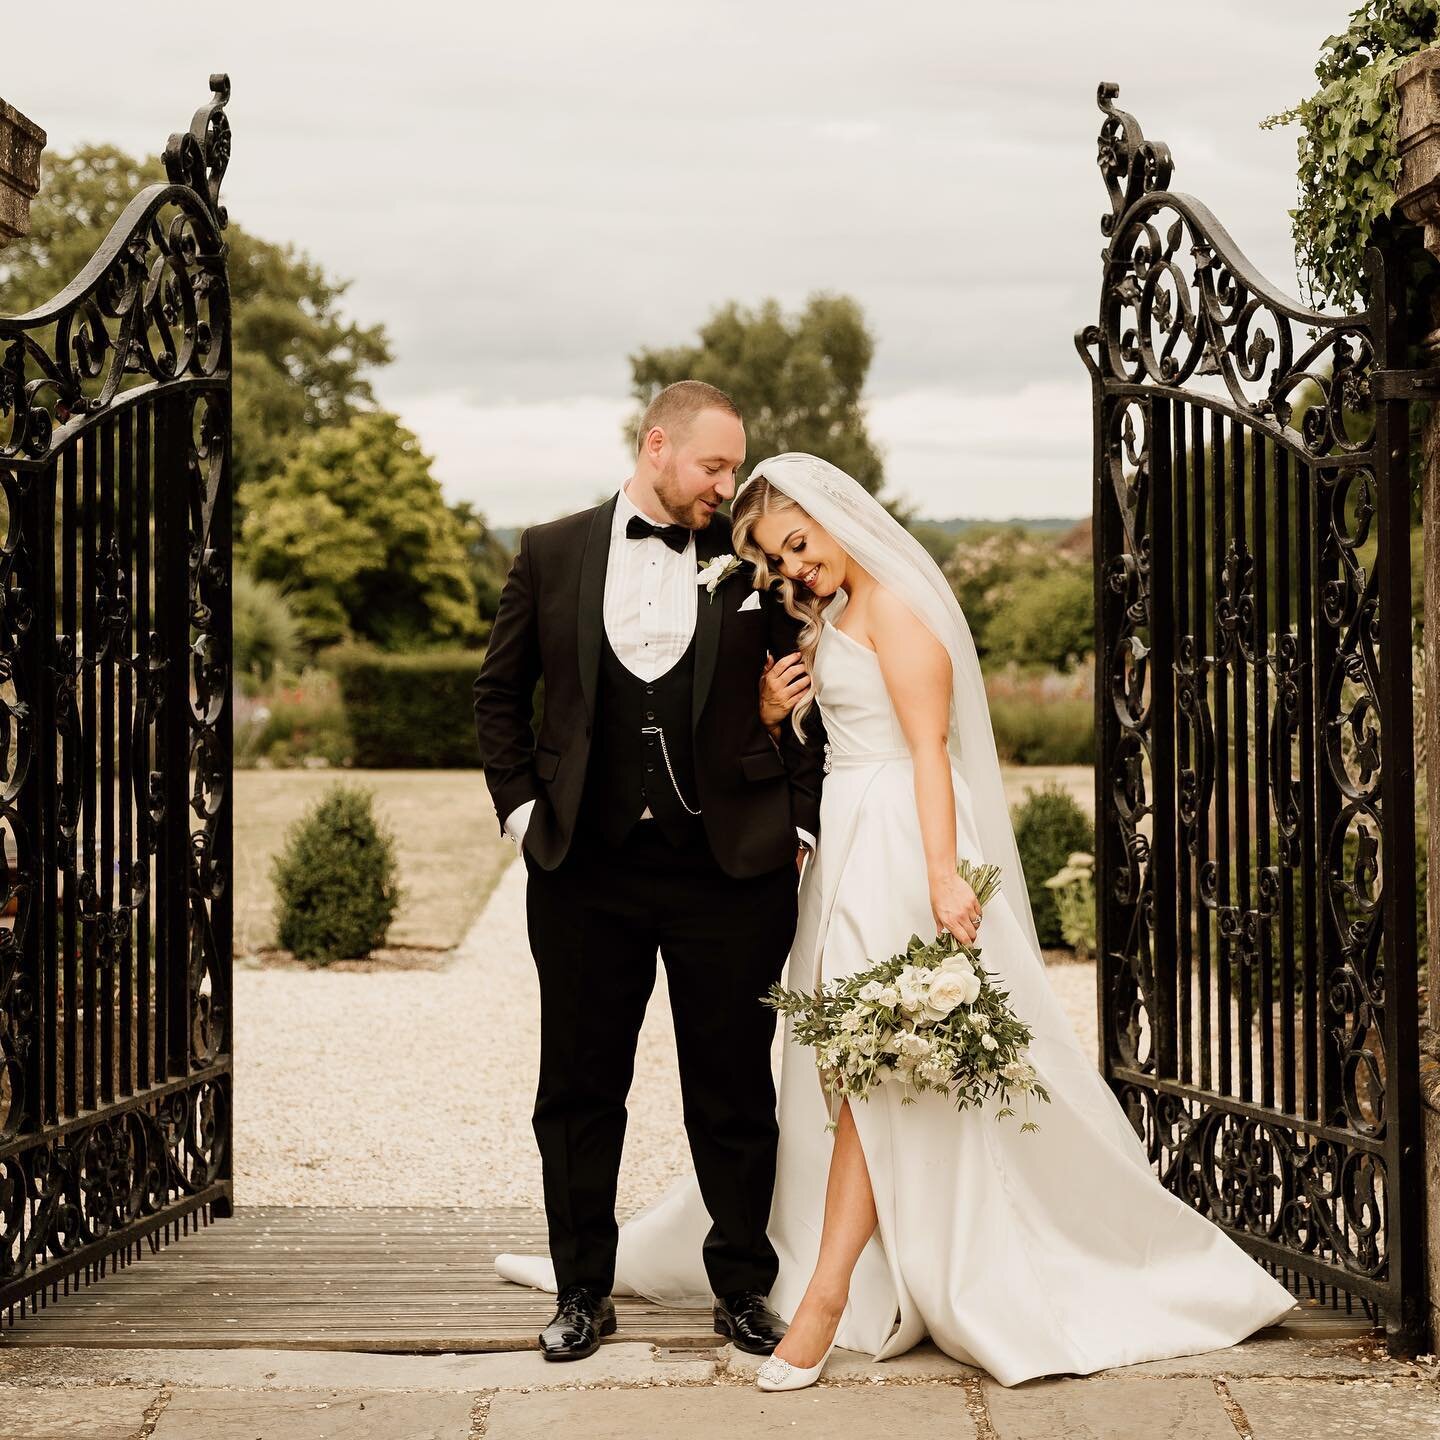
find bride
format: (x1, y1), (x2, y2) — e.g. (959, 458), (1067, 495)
(497, 452), (1296, 1391)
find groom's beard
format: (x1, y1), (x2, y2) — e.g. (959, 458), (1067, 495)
(654, 459), (722, 530)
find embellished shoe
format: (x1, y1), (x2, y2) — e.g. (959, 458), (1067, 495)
(755, 1337), (837, 1393)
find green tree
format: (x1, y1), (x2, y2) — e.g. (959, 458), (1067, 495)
(983, 564), (1095, 671)
(449, 500), (515, 622)
(626, 293), (885, 493)
(0, 145), (391, 495)
(238, 411), (482, 651)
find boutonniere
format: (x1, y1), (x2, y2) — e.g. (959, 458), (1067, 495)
(696, 552), (743, 603)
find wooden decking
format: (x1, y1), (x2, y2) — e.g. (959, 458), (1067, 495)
(0, 1206), (721, 1352)
(0, 1205), (1377, 1353)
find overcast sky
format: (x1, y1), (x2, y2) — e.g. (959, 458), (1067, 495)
(4, 1), (1357, 524)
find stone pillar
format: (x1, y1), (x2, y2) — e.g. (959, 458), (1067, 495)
(1396, 48), (1440, 1355)
(0, 96), (45, 247)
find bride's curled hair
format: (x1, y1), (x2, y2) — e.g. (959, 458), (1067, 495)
(731, 476), (826, 741)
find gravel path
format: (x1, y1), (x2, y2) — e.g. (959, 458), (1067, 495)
(235, 854), (1102, 1209)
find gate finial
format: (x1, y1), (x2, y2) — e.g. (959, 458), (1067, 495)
(163, 74), (231, 230)
(1096, 82), (1172, 236)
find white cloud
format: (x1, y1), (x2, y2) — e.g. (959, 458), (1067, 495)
(869, 382), (1092, 519)
(0, 0), (1356, 526)
(396, 391), (632, 527)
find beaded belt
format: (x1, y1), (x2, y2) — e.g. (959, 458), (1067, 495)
(825, 745), (912, 771)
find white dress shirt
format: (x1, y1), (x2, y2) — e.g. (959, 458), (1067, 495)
(503, 483), (815, 853)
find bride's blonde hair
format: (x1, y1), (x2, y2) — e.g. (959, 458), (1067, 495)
(731, 477), (828, 740)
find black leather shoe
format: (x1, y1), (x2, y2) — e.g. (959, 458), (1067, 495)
(539, 1284), (617, 1361)
(713, 1290), (788, 1355)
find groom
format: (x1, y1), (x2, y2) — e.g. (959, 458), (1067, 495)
(473, 380), (826, 1361)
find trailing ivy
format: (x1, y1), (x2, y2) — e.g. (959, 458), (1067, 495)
(1262, 1), (1440, 309)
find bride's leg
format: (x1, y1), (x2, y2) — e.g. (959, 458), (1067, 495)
(772, 1097), (877, 1368)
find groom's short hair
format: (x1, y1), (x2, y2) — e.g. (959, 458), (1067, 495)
(636, 380), (741, 454)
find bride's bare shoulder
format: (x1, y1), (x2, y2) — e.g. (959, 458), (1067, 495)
(868, 586), (950, 671)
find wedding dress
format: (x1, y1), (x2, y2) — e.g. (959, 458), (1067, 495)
(496, 455), (1296, 1387)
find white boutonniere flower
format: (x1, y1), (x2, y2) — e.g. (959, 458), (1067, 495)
(696, 552), (742, 603)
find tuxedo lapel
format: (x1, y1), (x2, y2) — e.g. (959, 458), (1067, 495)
(690, 522), (725, 730)
(577, 496), (617, 721)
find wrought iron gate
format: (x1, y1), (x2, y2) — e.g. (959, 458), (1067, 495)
(1077, 85), (1425, 1351)
(0, 77), (233, 1327)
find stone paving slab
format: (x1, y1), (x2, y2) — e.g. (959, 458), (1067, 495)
(0, 1341), (716, 1394)
(723, 1340), (979, 1383)
(150, 1387), (476, 1440)
(483, 1384), (978, 1439)
(1115, 1332), (1430, 1381)
(982, 1376), (1237, 1440)
(0, 1382), (159, 1438)
(1227, 1378), (1440, 1439)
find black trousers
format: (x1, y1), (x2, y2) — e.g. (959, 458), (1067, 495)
(525, 819), (798, 1298)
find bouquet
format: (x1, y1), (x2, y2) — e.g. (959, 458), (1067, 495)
(765, 859), (1051, 1131)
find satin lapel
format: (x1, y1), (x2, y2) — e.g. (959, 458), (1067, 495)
(577, 496), (617, 721)
(690, 523), (724, 730)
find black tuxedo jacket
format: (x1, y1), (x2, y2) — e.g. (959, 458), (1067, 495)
(472, 495), (826, 878)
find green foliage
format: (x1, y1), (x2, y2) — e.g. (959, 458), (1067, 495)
(1042, 852), (1097, 960)
(449, 500), (515, 622)
(986, 693), (1094, 766)
(0, 144), (391, 494)
(328, 643), (491, 767)
(1011, 786), (1094, 948)
(942, 526), (1054, 660)
(235, 669), (352, 769)
(982, 565), (1094, 671)
(239, 412), (483, 652)
(627, 293), (885, 494)
(1262, 1), (1440, 308)
(270, 782), (403, 963)
(233, 569), (306, 693)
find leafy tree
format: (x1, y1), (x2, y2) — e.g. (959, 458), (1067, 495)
(238, 411), (482, 651)
(626, 293), (885, 494)
(982, 564), (1094, 671)
(0, 144), (391, 495)
(942, 525), (1053, 659)
(449, 499), (515, 622)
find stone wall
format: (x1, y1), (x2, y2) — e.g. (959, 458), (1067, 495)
(1397, 47), (1440, 1356)
(0, 96), (45, 247)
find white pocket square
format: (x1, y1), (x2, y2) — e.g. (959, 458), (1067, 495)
(738, 591), (762, 612)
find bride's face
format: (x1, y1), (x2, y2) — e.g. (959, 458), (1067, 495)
(749, 507), (847, 597)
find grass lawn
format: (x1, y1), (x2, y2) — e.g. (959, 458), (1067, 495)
(231, 764), (1094, 960)
(233, 768), (512, 956)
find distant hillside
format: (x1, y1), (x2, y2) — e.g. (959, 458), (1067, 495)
(914, 516), (1084, 538)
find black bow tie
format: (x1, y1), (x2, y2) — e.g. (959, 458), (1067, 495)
(625, 513), (691, 554)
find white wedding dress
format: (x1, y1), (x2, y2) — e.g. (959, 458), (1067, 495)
(496, 600), (1297, 1387)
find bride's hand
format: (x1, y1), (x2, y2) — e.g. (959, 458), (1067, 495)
(760, 651), (811, 731)
(931, 870), (981, 947)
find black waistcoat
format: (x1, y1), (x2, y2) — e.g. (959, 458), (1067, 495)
(581, 631), (703, 848)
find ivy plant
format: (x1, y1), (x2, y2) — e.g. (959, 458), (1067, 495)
(1263, 0), (1440, 309)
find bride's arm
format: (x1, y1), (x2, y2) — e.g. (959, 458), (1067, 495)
(869, 591), (982, 946)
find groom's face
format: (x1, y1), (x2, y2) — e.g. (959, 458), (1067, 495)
(654, 408), (746, 529)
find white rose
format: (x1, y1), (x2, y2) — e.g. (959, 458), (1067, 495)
(981, 1033), (999, 1052)
(922, 970), (970, 1018)
(876, 987), (900, 1009)
(858, 980), (885, 1002)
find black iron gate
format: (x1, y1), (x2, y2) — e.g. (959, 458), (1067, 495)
(1077, 85), (1425, 1351)
(0, 77), (233, 1327)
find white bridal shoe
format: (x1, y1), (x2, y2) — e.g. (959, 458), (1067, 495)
(755, 1337), (838, 1393)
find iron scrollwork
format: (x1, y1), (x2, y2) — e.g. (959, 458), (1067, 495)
(1078, 83), (1421, 1345)
(0, 77), (233, 1324)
